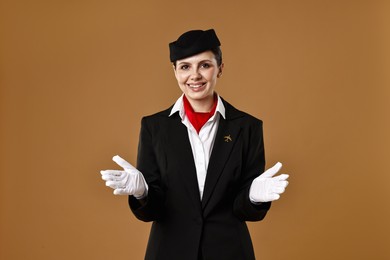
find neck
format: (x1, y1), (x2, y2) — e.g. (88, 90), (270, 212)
(185, 94), (215, 112)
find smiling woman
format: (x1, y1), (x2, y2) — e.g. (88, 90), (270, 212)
(173, 51), (223, 112)
(100, 29), (289, 260)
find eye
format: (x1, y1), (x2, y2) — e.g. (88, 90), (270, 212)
(180, 64), (189, 70)
(201, 63), (211, 69)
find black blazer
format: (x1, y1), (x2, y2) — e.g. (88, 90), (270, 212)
(129, 98), (271, 260)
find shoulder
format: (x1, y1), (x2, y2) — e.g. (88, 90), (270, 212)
(139, 105), (180, 134)
(221, 97), (263, 126)
(221, 98), (265, 144)
(141, 106), (173, 122)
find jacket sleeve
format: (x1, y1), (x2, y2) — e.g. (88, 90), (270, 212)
(128, 117), (165, 222)
(233, 119), (271, 221)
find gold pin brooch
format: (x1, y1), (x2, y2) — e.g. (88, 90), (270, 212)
(224, 135), (232, 142)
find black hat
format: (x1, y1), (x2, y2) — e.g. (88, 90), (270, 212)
(169, 29), (221, 62)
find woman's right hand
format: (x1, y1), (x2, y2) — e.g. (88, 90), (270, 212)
(100, 155), (148, 198)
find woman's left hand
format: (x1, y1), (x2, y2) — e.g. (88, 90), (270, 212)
(249, 162), (289, 203)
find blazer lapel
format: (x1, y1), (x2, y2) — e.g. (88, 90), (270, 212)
(201, 116), (241, 209)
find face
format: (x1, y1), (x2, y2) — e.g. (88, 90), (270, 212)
(174, 51), (223, 108)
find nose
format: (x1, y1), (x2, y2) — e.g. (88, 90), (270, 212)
(190, 69), (202, 81)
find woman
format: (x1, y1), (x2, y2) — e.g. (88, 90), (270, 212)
(101, 29), (289, 260)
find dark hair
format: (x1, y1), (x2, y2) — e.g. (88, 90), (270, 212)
(173, 46), (223, 68)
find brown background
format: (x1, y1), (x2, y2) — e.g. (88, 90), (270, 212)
(1, 0), (389, 259)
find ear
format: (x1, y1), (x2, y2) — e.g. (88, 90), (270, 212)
(217, 63), (224, 78)
(173, 64), (178, 78)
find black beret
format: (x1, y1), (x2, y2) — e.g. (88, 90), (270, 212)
(169, 29), (221, 62)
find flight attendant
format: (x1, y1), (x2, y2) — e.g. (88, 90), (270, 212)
(101, 29), (289, 260)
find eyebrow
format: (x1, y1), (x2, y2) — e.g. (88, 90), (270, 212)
(176, 59), (213, 66)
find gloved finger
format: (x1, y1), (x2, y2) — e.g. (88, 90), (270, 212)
(113, 155), (137, 170)
(105, 180), (117, 189)
(267, 193), (280, 201)
(101, 170), (126, 181)
(113, 188), (128, 195)
(271, 180), (288, 188)
(100, 170), (123, 177)
(273, 174), (289, 181)
(277, 180), (289, 188)
(105, 172), (128, 182)
(260, 162), (283, 178)
(271, 186), (286, 194)
(101, 173), (120, 181)
(106, 180), (123, 189)
(101, 174), (113, 181)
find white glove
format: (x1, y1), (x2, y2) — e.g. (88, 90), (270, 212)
(249, 162), (289, 203)
(100, 155), (148, 198)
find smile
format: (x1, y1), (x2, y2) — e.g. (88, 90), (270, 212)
(187, 83), (206, 89)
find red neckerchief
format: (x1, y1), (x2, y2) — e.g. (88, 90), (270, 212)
(183, 94), (218, 134)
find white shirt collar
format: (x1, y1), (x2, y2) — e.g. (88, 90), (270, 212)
(169, 94), (226, 119)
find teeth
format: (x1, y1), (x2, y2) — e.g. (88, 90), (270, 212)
(188, 83), (205, 88)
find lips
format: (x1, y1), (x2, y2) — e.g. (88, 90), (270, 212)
(187, 82), (206, 89)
